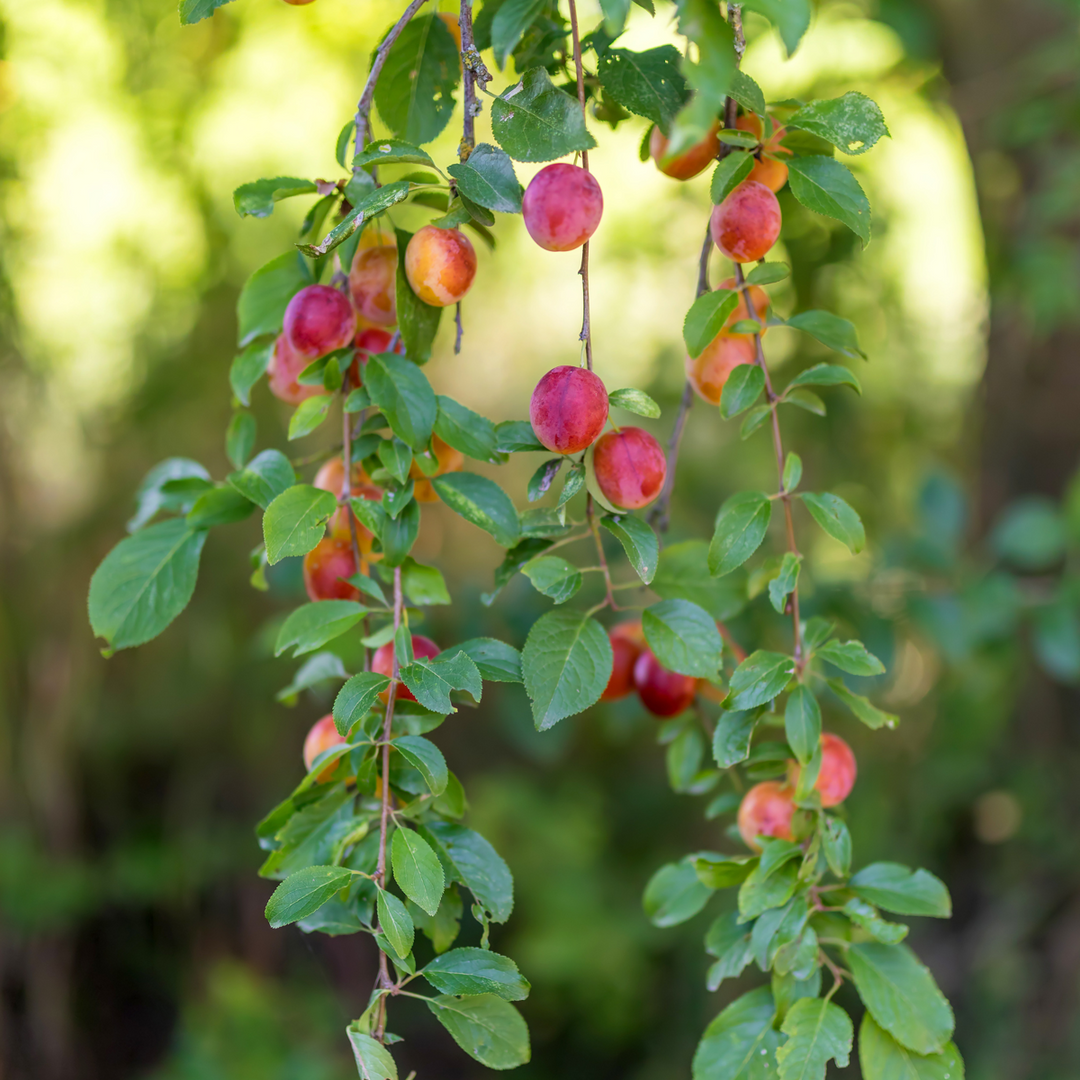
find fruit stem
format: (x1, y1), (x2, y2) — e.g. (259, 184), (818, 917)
(566, 0), (594, 370)
(586, 494), (619, 610)
(372, 565), (404, 1038)
(353, 0), (433, 170)
(733, 263), (803, 666)
(454, 300), (464, 354)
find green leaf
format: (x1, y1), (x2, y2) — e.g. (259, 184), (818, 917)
(522, 555), (582, 604)
(742, 0), (811, 55)
(718, 130), (760, 149)
(393, 734), (449, 795)
(376, 886), (415, 960)
(276, 651), (349, 706)
(788, 156), (871, 244)
(433, 396), (501, 466)
(225, 411), (256, 470)
(816, 639), (885, 676)
(705, 912), (755, 989)
(347, 1029), (398, 1080)
(784, 686), (820, 765)
(850, 864), (951, 918)
(491, 67), (597, 163)
(788, 92), (889, 156)
(710, 151), (754, 204)
(262, 484), (337, 564)
(557, 461), (586, 507)
(495, 419), (547, 453)
(186, 485), (254, 529)
(713, 710), (757, 767)
(821, 817), (851, 877)
(787, 368), (861, 402)
(382, 497), (420, 567)
(777, 998), (853, 1080)
(694, 853), (757, 890)
(375, 15), (460, 145)
(643, 598), (722, 677)
(426, 995), (530, 1069)
(800, 492), (865, 554)
(598, 0), (632, 36)
(400, 652), (483, 714)
(596, 45), (689, 131)
(276, 600), (368, 657)
(858, 1013), (964, 1080)
(607, 386), (661, 418)
(843, 898), (909, 945)
(352, 138), (436, 169)
(643, 859), (713, 928)
(179, 0), (234, 25)
(768, 552), (802, 614)
(89, 519), (207, 651)
(720, 363), (766, 419)
(395, 228), (442, 363)
(364, 354), (437, 450)
(692, 987), (782, 1080)
(265, 865), (352, 928)
(709, 492), (771, 576)
(667, 727), (705, 792)
(233, 176), (317, 218)
(432, 473), (520, 547)
(600, 514), (659, 583)
(491, 0), (546, 68)
(655, 540), (748, 621)
(333, 672), (391, 734)
(729, 651), (796, 710)
(230, 339), (273, 406)
(399, 557), (451, 606)
(446, 638), (523, 683)
(422, 821), (514, 923)
(729, 70), (767, 116)
(237, 252), (312, 347)
(522, 609), (612, 730)
(739, 859), (799, 919)
(785, 313), (866, 361)
(392, 828), (445, 916)
(447, 144), (524, 213)
(784, 389), (826, 416)
(747, 262), (790, 285)
(684, 289), (739, 359)
(828, 679), (898, 730)
(288, 394), (333, 440)
(423, 947), (530, 1001)
(848, 943), (954, 1056)
(992, 496), (1067, 570)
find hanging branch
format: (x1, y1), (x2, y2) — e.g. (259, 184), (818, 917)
(566, 0), (594, 370)
(459, 0), (491, 161)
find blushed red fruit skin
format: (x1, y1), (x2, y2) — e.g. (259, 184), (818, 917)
(710, 181), (782, 264)
(734, 115), (791, 192)
(791, 732), (857, 808)
(601, 621), (646, 701)
(686, 334), (757, 406)
(737, 781), (796, 850)
(410, 434), (465, 503)
(268, 333), (323, 405)
(717, 276), (770, 330)
(314, 456), (369, 496)
(522, 164), (603, 252)
(530, 366), (609, 455)
(372, 635), (441, 702)
(284, 284), (356, 358)
(303, 537), (360, 602)
(650, 123), (721, 180)
(349, 326), (403, 385)
(634, 649), (697, 717)
(593, 427), (667, 510)
(327, 483), (382, 558)
(405, 226), (477, 307)
(349, 246), (398, 326)
(304, 715), (345, 781)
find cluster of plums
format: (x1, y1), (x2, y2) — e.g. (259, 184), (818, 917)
(600, 620), (705, 716)
(736, 733), (857, 850)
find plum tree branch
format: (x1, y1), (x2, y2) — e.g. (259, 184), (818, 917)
(586, 494), (618, 610)
(566, 0), (593, 370)
(458, 0), (491, 161)
(353, 0), (433, 168)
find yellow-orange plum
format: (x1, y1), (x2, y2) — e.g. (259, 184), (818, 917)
(685, 334), (756, 405)
(650, 123), (720, 180)
(404, 226), (477, 307)
(303, 715), (345, 782)
(349, 245), (398, 326)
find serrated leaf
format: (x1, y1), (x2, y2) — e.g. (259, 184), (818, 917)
(445, 638), (523, 683)
(729, 651), (795, 710)
(684, 289), (739, 359)
(492, 67), (597, 163)
(262, 485), (337, 564)
(276, 651), (349, 706)
(237, 252), (312, 347)
(495, 419), (547, 453)
(265, 865), (352, 928)
(557, 461), (586, 507)
(784, 685), (820, 765)
(447, 144), (524, 213)
(234, 176), (317, 218)
(692, 986), (782, 1080)
(400, 652), (483, 714)
(788, 91), (889, 155)
(644, 859), (712, 928)
(821, 817), (851, 877)
(276, 600), (368, 657)
(729, 70), (767, 115)
(785, 314), (866, 361)
(600, 513), (659, 583)
(816, 639), (885, 676)
(655, 540), (748, 621)
(850, 863), (951, 918)
(788, 156), (871, 244)
(347, 1029), (398, 1080)
(747, 262), (790, 285)
(848, 943), (954, 1056)
(491, 0), (546, 67)
(89, 519), (207, 651)
(376, 887), (414, 960)
(782, 452), (802, 492)
(709, 492), (771, 576)
(432, 473), (520, 547)
(426, 995), (530, 1069)
(643, 598), (722, 677)
(713, 710), (757, 767)
(742, 0), (811, 55)
(422, 821), (513, 923)
(433, 396), (501, 463)
(786, 365), (862, 398)
(784, 389), (826, 416)
(522, 609), (612, 730)
(858, 1012), (964, 1080)
(739, 859), (799, 919)
(720, 363), (766, 419)
(768, 552), (802, 614)
(776, 998), (853, 1080)
(800, 491), (865, 554)
(705, 912), (755, 989)
(364, 354), (437, 450)
(828, 678), (898, 730)
(608, 386), (661, 418)
(179, 0), (234, 26)
(296, 184), (411, 259)
(333, 672), (392, 734)
(230, 339), (274, 406)
(393, 734), (449, 795)
(596, 45), (689, 131)
(694, 853), (757, 890)
(844, 898), (909, 945)
(352, 139), (436, 169)
(710, 151), (755, 204)
(422, 947), (530, 1000)
(392, 828), (445, 916)
(288, 394), (333, 440)
(522, 555), (582, 604)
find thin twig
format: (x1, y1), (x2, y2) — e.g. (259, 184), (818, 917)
(454, 301), (463, 354)
(458, 0), (491, 161)
(717, 622), (748, 664)
(353, 0), (433, 168)
(566, 0), (593, 370)
(586, 494), (618, 610)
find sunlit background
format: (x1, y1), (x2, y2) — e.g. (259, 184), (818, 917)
(2, 0), (1079, 1077)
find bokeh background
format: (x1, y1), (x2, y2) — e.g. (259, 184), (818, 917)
(2, 0), (1080, 1077)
